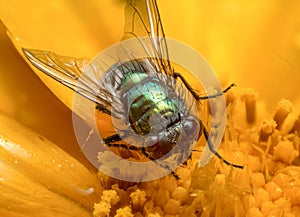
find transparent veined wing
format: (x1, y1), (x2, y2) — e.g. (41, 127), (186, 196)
(22, 48), (113, 115)
(122, 1), (238, 169)
(122, 0), (173, 76)
(22, 0), (171, 116)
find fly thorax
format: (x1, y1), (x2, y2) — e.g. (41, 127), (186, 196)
(125, 78), (180, 136)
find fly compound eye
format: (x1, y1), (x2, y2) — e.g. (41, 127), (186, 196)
(183, 117), (200, 140)
(147, 134), (160, 146)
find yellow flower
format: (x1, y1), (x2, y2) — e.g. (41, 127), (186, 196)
(1, 1), (300, 216)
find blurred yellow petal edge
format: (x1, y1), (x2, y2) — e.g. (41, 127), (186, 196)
(0, 112), (102, 216)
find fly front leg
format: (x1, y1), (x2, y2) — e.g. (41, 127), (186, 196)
(103, 133), (122, 144)
(173, 72), (235, 100)
(103, 134), (180, 179)
(103, 134), (141, 150)
(140, 147), (180, 180)
(200, 120), (244, 169)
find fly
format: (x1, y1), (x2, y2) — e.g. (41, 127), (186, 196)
(22, 0), (243, 179)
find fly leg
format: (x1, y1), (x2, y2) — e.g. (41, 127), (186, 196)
(173, 72), (242, 168)
(103, 134), (180, 179)
(173, 72), (235, 100)
(103, 134), (141, 151)
(103, 134), (122, 144)
(140, 147), (180, 180)
(200, 120), (244, 169)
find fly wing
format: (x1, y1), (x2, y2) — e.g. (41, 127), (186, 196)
(22, 48), (112, 115)
(122, 0), (174, 76)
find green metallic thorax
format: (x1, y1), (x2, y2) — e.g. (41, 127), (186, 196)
(121, 71), (179, 136)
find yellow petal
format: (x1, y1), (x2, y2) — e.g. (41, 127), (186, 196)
(0, 22), (94, 166)
(0, 113), (103, 216)
(0, 159), (91, 217)
(0, 0), (124, 111)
